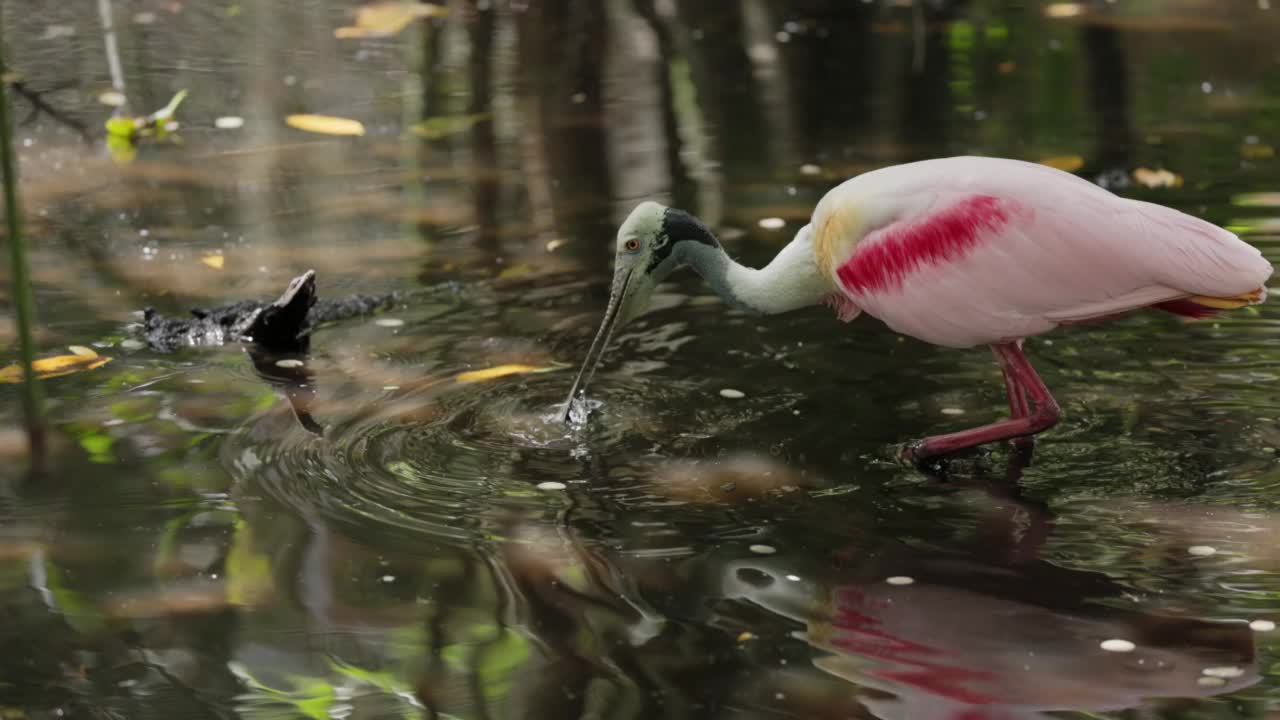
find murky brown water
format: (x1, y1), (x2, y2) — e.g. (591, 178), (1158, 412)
(4, 1), (1280, 718)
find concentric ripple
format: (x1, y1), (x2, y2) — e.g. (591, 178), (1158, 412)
(218, 288), (801, 544)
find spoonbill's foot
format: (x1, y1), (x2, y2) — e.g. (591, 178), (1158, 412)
(1010, 435), (1036, 462)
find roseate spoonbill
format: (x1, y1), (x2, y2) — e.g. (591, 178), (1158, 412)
(561, 156), (1273, 461)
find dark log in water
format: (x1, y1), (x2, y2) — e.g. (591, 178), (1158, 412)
(139, 270), (401, 353)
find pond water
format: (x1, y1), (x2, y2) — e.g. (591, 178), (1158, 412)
(4, 1), (1280, 718)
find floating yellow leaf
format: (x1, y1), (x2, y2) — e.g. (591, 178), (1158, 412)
(497, 263), (534, 279)
(334, 2), (448, 38)
(1233, 193), (1280, 207)
(0, 347), (112, 383)
(411, 113), (488, 140)
(455, 364), (558, 384)
(1039, 155), (1084, 172)
(1044, 3), (1085, 18)
(201, 254), (225, 270)
(1132, 167), (1183, 189)
(285, 114), (365, 136)
(1241, 143), (1275, 160)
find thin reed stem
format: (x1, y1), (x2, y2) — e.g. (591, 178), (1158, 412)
(0, 23), (46, 463)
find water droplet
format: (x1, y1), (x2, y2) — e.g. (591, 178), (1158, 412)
(375, 318), (405, 328)
(757, 217), (786, 230)
(275, 359), (304, 368)
(749, 544), (777, 555)
(1100, 639), (1136, 653)
(381, 575), (396, 583)
(537, 481), (567, 491)
(1249, 619), (1275, 632)
(785, 574), (801, 582)
(215, 116), (245, 129)
(120, 339), (145, 350)
(1198, 676), (1227, 688)
(1188, 545), (1217, 556)
(800, 163), (821, 175)
(940, 407), (965, 416)
(1201, 666), (1245, 678)
(719, 388), (746, 399)
(886, 576), (914, 586)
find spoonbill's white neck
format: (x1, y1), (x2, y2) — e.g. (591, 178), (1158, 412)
(676, 224), (832, 315)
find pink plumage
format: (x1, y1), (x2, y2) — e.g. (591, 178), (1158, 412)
(815, 156), (1272, 349)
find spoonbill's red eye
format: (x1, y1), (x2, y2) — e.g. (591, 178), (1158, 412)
(625, 238), (641, 251)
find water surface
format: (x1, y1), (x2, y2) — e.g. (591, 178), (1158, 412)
(4, 1), (1280, 718)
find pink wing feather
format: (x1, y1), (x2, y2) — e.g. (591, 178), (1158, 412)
(820, 157), (1272, 348)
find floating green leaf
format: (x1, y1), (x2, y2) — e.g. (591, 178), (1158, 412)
(411, 113), (488, 140)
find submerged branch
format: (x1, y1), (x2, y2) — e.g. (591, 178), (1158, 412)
(8, 81), (93, 144)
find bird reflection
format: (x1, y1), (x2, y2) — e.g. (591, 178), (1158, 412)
(707, 457), (1259, 719)
(502, 453), (1259, 719)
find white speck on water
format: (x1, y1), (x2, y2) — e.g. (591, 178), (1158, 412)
(1100, 639), (1136, 653)
(120, 339), (145, 350)
(785, 574), (801, 582)
(381, 575), (396, 583)
(1198, 676), (1227, 688)
(275, 359), (304, 368)
(719, 388), (746, 399)
(774, 692), (786, 700)
(537, 481), (567, 491)
(215, 116), (245, 129)
(571, 92), (587, 104)
(1201, 666), (1245, 679)
(375, 318), (405, 328)
(749, 544), (777, 555)
(1201, 81), (1214, 93)
(1188, 545), (1218, 556)
(758, 217), (786, 230)
(775, 31), (790, 42)
(800, 163), (821, 175)
(886, 576), (915, 586)
(382, 385), (400, 391)
(283, 75), (298, 87)
(940, 407), (965, 416)
(1249, 619), (1276, 632)
(43, 24), (76, 39)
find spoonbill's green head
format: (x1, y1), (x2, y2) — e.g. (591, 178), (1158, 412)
(560, 201), (720, 420)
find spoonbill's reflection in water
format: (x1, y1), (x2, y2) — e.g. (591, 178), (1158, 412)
(712, 484), (1260, 720)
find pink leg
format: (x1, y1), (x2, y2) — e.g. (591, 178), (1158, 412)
(999, 352), (1036, 455)
(903, 342), (1060, 463)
